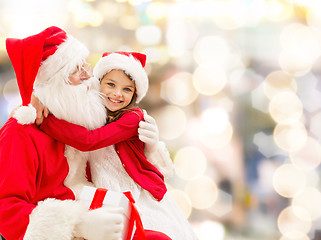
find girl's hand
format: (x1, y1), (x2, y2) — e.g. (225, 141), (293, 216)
(31, 94), (49, 125)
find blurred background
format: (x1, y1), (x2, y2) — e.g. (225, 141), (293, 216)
(1, 0), (321, 239)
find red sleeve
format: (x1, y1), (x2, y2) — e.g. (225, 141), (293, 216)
(0, 124), (38, 240)
(40, 108), (144, 151)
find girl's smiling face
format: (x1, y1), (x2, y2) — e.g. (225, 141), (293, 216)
(100, 69), (135, 112)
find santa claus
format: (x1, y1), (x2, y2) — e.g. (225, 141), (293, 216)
(0, 26), (173, 240)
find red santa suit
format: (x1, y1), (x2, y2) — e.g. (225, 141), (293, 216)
(0, 118), (81, 239)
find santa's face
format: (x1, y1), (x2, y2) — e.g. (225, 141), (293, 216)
(68, 64), (91, 85)
(100, 70), (135, 112)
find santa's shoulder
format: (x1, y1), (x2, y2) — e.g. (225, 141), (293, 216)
(0, 117), (46, 143)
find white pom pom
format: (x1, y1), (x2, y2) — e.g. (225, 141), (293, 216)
(13, 104), (37, 125)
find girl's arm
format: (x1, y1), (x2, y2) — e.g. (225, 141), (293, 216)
(39, 109), (143, 151)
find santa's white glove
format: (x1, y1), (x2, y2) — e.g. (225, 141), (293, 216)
(139, 110), (159, 153)
(74, 207), (124, 240)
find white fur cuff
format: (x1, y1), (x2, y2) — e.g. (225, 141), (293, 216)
(13, 104), (37, 125)
(145, 142), (174, 179)
(24, 198), (87, 240)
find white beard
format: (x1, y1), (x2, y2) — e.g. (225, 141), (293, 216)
(34, 77), (107, 129)
(34, 76), (108, 198)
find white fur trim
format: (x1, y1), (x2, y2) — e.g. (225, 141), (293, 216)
(13, 104), (37, 125)
(36, 35), (89, 84)
(64, 146), (94, 199)
(145, 142), (174, 179)
(93, 53), (149, 103)
(24, 198), (87, 240)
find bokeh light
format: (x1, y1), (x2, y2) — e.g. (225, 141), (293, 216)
(201, 108), (229, 135)
(119, 15), (140, 30)
(306, 0), (321, 28)
(193, 36), (230, 67)
(146, 2), (167, 21)
(277, 206), (312, 239)
(136, 25), (162, 46)
(193, 64), (227, 96)
(166, 19), (197, 58)
(292, 187), (321, 221)
(263, 70), (297, 100)
(185, 176), (218, 210)
(160, 72), (199, 106)
(269, 91), (303, 124)
(264, 0), (293, 22)
(174, 146), (207, 180)
(279, 23), (321, 76)
(272, 163), (306, 198)
(1, 0), (67, 37)
(199, 108), (233, 149)
(69, 0), (103, 27)
(273, 122), (308, 152)
(289, 137), (321, 171)
(154, 105), (187, 140)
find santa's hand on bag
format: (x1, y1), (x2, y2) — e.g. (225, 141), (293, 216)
(138, 109), (159, 153)
(74, 206), (124, 240)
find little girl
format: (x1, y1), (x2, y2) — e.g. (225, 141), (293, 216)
(39, 52), (198, 240)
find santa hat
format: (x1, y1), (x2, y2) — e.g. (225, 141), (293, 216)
(6, 26), (89, 106)
(93, 51), (148, 103)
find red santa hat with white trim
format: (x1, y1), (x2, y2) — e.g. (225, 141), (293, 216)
(6, 26), (89, 124)
(6, 26), (89, 107)
(93, 51), (149, 103)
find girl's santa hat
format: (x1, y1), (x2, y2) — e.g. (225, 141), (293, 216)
(6, 26), (89, 107)
(93, 52), (148, 103)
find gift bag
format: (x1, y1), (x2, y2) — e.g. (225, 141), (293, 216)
(79, 186), (146, 240)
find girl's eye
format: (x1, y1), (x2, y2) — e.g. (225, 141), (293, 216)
(107, 82), (115, 87)
(124, 88), (132, 92)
